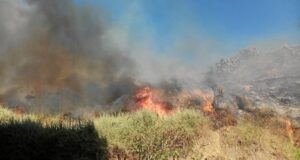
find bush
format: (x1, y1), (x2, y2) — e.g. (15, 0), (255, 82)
(294, 149), (300, 160)
(0, 115), (107, 160)
(235, 121), (300, 160)
(94, 109), (208, 159)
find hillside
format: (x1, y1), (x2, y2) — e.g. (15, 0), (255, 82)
(206, 45), (300, 114)
(0, 106), (299, 160)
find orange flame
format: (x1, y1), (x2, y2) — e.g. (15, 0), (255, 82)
(134, 87), (173, 116)
(193, 90), (215, 114)
(285, 119), (295, 144)
(14, 106), (26, 116)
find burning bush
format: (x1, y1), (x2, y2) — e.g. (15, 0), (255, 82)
(132, 87), (174, 116)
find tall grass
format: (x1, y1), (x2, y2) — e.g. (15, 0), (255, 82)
(0, 107), (107, 160)
(1, 106), (299, 159)
(233, 120), (300, 160)
(94, 109), (208, 159)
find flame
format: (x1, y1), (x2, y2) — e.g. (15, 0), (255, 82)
(285, 119), (294, 144)
(14, 106), (26, 116)
(174, 89), (215, 114)
(133, 87), (172, 116)
(192, 90), (215, 114)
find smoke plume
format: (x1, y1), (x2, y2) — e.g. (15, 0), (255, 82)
(0, 0), (299, 114)
(0, 0), (137, 112)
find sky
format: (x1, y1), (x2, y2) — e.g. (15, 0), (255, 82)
(74, 0), (300, 58)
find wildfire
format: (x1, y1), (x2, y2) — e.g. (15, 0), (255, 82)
(194, 90), (215, 114)
(285, 119), (297, 146)
(285, 119), (293, 141)
(14, 106), (26, 116)
(268, 116), (300, 147)
(133, 87), (173, 116)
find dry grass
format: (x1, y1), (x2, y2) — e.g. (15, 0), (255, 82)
(0, 105), (299, 159)
(94, 109), (208, 159)
(0, 106), (107, 160)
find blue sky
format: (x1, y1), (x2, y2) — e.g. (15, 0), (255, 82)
(74, 0), (300, 57)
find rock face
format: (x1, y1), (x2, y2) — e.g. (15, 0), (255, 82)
(207, 45), (300, 107)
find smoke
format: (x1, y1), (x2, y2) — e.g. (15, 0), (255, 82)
(0, 0), (32, 53)
(205, 45), (300, 107)
(0, 0), (299, 114)
(0, 0), (137, 112)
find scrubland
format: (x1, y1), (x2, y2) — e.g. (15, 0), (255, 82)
(0, 106), (299, 160)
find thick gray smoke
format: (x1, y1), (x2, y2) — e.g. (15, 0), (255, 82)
(0, 0), (31, 53)
(0, 0), (137, 113)
(0, 0), (299, 115)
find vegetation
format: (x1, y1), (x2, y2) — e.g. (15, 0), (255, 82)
(220, 121), (299, 159)
(0, 106), (299, 160)
(0, 107), (108, 160)
(94, 109), (208, 159)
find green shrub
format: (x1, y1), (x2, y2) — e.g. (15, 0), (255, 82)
(294, 149), (300, 160)
(94, 109), (208, 159)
